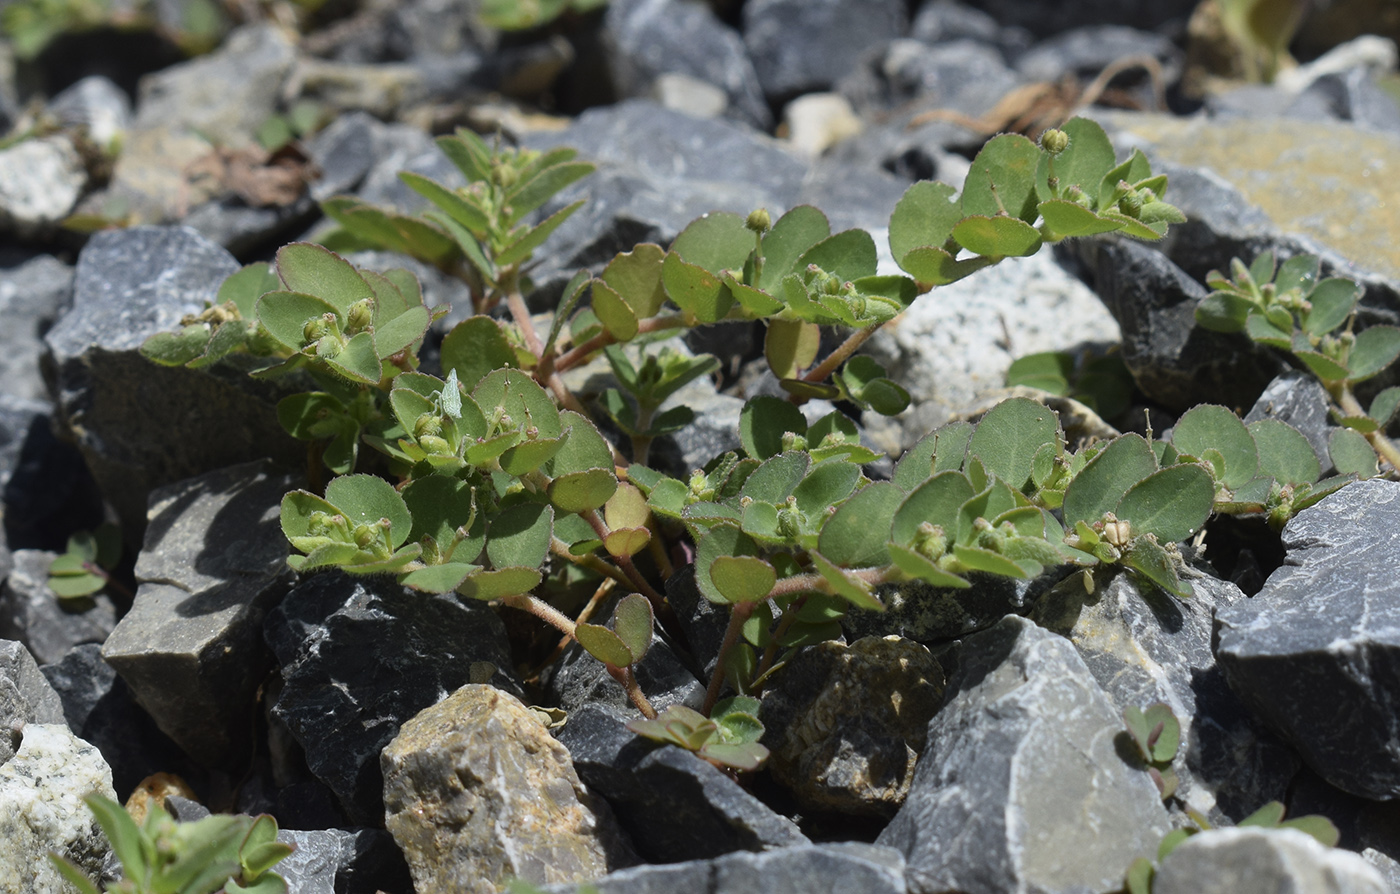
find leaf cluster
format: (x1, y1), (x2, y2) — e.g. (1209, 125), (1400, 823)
(50, 794), (292, 894)
(626, 696), (769, 772)
(1123, 702), (1180, 800)
(47, 522), (122, 600)
(478, 0), (607, 30)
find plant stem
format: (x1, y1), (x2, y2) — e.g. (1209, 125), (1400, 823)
(789, 322), (882, 404)
(553, 316), (686, 374)
(582, 509), (680, 637)
(1333, 383), (1400, 472)
(702, 600), (755, 717)
(503, 280), (592, 417)
(608, 664), (657, 719)
(550, 537), (631, 586)
(630, 402), (657, 467)
(501, 592), (576, 638)
(753, 596), (805, 684)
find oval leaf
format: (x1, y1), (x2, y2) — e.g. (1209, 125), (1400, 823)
(1114, 464), (1215, 543)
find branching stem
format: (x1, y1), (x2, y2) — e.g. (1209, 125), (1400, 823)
(1332, 383), (1400, 472)
(702, 600), (755, 717)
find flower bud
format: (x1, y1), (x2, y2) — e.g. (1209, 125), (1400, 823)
(1039, 128), (1069, 155)
(414, 413), (443, 438)
(746, 208), (772, 234)
(346, 298), (374, 333)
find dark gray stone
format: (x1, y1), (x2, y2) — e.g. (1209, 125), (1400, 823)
(265, 572), (520, 825)
(542, 842), (908, 894)
(0, 254), (73, 402)
(1015, 25), (1181, 85)
(1244, 371), (1337, 475)
(180, 192), (319, 258)
(1071, 237), (1284, 411)
(0, 639), (65, 734)
(1285, 765), (1400, 866)
(952, 0), (1198, 40)
(101, 460), (298, 769)
(40, 643), (197, 801)
(1032, 570), (1298, 824)
(910, 0), (1009, 48)
(543, 628), (703, 716)
(604, 0), (771, 130)
(0, 549), (117, 666)
(743, 0), (907, 101)
(845, 568), (1071, 643)
(276, 828), (413, 894)
(555, 702), (809, 863)
(877, 615), (1170, 894)
(759, 636), (944, 818)
(1217, 478), (1400, 800)
(799, 160), (911, 234)
(306, 113), (434, 204)
(1153, 827), (1387, 894)
(42, 226), (303, 544)
(842, 38), (1021, 120)
(0, 395), (104, 553)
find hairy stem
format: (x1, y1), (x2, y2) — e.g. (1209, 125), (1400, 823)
(501, 592), (576, 638)
(702, 600), (755, 717)
(608, 664), (657, 719)
(550, 537), (631, 586)
(553, 315), (686, 374)
(1333, 384), (1400, 472)
(789, 322), (882, 404)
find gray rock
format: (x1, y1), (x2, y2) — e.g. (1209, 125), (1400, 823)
(0, 724), (115, 893)
(48, 75), (132, 149)
(1016, 25), (1182, 86)
(759, 636), (944, 818)
(1217, 478), (1400, 800)
(180, 192), (319, 258)
(132, 24), (295, 148)
(541, 842), (908, 894)
(799, 158), (911, 234)
(556, 702), (809, 863)
(877, 615), (1171, 894)
(306, 112), (433, 203)
(1244, 371), (1337, 475)
(910, 0), (1008, 47)
(0, 639), (65, 733)
(1285, 766), (1400, 868)
(101, 461), (298, 769)
(1154, 827), (1386, 894)
(1304, 67), (1400, 136)
(1031, 570), (1299, 824)
(40, 643), (196, 801)
(0, 549), (117, 666)
(275, 827), (413, 894)
(42, 226), (302, 544)
(265, 572), (520, 824)
(0, 136), (87, 237)
(382, 685), (633, 894)
(543, 628), (704, 717)
(743, 0), (907, 101)
(604, 0), (770, 130)
(0, 254), (73, 402)
(1072, 237), (1283, 411)
(954, 0), (1198, 40)
(845, 566), (1071, 644)
(844, 37), (1022, 118)
(0, 395), (104, 554)
(1363, 848), (1400, 894)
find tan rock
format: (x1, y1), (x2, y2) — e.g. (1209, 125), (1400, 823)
(382, 684), (629, 893)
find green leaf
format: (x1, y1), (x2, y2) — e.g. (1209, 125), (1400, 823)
(1301, 278), (1361, 336)
(810, 551), (884, 610)
(457, 567), (543, 601)
(1239, 801), (1287, 828)
(967, 397), (1061, 490)
(1246, 311), (1292, 348)
(952, 215), (1043, 258)
(817, 481), (902, 567)
(83, 795), (148, 881)
(486, 502), (554, 569)
(889, 180), (961, 266)
(797, 229), (878, 282)
(1115, 465), (1215, 543)
(1142, 703), (1180, 763)
(1098, 149), (1152, 210)
(740, 452), (810, 505)
(887, 541), (970, 588)
(575, 623), (634, 667)
(1347, 325), (1400, 382)
(791, 460), (862, 518)
(322, 199), (459, 267)
(435, 132), (491, 183)
(141, 325), (211, 366)
(45, 856), (102, 894)
(1125, 857), (1154, 894)
(49, 571), (108, 599)
(591, 280), (639, 341)
(602, 243), (667, 319)
(759, 205), (831, 291)
(276, 243), (372, 316)
(403, 477), (484, 562)
(614, 592), (654, 660)
(739, 395), (808, 460)
(545, 270), (591, 357)
(765, 318), (821, 380)
(962, 133), (1041, 223)
(1125, 535), (1193, 598)
(1294, 348), (1350, 382)
(442, 316), (518, 391)
(1329, 427), (1377, 478)
(1281, 815), (1341, 848)
(398, 171), (489, 233)
(1195, 290), (1256, 333)
(425, 210), (496, 284)
(400, 563), (479, 593)
(662, 251), (733, 322)
(1171, 404), (1258, 489)
(548, 468), (619, 514)
(892, 471), (976, 546)
(898, 246), (996, 285)
(1036, 200), (1123, 238)
(218, 262), (280, 317)
(694, 524), (760, 605)
(671, 211), (754, 273)
(325, 330), (383, 384)
(1275, 254), (1320, 296)
(1372, 386), (1400, 427)
(473, 368), (562, 438)
(547, 410), (615, 475)
(324, 474), (411, 546)
(1249, 419), (1321, 486)
(256, 290), (341, 352)
(1036, 117), (1117, 201)
(952, 544), (1028, 578)
(709, 555), (777, 604)
(1062, 433), (1158, 528)
(926, 420), (976, 475)
(497, 199), (586, 268)
(505, 161), (595, 224)
(374, 304), (430, 359)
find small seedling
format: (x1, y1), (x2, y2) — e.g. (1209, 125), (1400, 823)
(1123, 702), (1181, 800)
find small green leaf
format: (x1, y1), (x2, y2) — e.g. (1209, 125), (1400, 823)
(400, 563), (479, 593)
(967, 397), (1061, 490)
(1125, 534), (1193, 598)
(326, 330), (384, 384)
(1195, 290), (1255, 333)
(219, 262), (280, 316)
(1062, 433), (1158, 528)
(1171, 404), (1258, 489)
(256, 290), (340, 352)
(694, 524), (760, 605)
(602, 243), (667, 319)
(1246, 311), (1292, 348)
(740, 452), (809, 505)
(1275, 254), (1320, 296)
(739, 395), (808, 460)
(889, 180), (961, 266)
(398, 171), (489, 233)
(817, 481), (903, 568)
(374, 304), (430, 360)
(1114, 465), (1215, 543)
(1037, 200), (1123, 238)
(473, 369), (562, 438)
(962, 133), (1041, 223)
(1239, 801), (1287, 828)
(435, 132), (492, 183)
(276, 243), (373, 316)
(797, 229), (878, 283)
(897, 246), (996, 286)
(575, 623), (634, 667)
(505, 161), (595, 224)
(892, 471), (975, 546)
(792, 460), (862, 517)
(486, 502), (554, 569)
(1249, 419), (1321, 486)
(662, 251), (733, 322)
(1281, 815), (1341, 848)
(1036, 117), (1117, 202)
(760, 205), (832, 291)
(1125, 857), (1154, 894)
(1347, 325), (1400, 382)
(1142, 703), (1180, 763)
(951, 215), (1043, 258)
(1294, 348), (1350, 383)
(810, 551), (883, 610)
(457, 567), (543, 601)
(613, 592), (654, 660)
(549, 468), (619, 513)
(325, 474), (412, 546)
(765, 318), (821, 380)
(1301, 278), (1361, 336)
(497, 199), (586, 268)
(1371, 386), (1400, 427)
(709, 555), (777, 604)
(887, 541), (970, 588)
(672, 211), (754, 273)
(952, 544), (1028, 578)
(1329, 427), (1378, 478)
(547, 410), (615, 476)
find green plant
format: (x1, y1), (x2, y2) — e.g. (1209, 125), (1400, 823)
(49, 794), (293, 894)
(1195, 251), (1400, 479)
(1005, 350), (1134, 420)
(0, 0), (226, 60)
(1216, 0), (1307, 83)
(626, 696), (769, 772)
(141, 117), (1203, 757)
(47, 522), (128, 601)
(1123, 703), (1181, 800)
(478, 0), (608, 31)
(1124, 799), (1339, 894)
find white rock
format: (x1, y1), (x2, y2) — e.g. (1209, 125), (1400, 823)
(0, 137), (85, 235)
(650, 72), (729, 119)
(0, 724), (115, 894)
(1155, 827), (1388, 894)
(782, 92), (862, 158)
